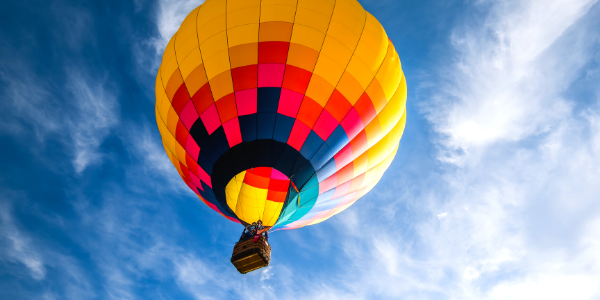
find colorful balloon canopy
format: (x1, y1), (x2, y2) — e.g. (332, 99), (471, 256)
(155, 0), (407, 230)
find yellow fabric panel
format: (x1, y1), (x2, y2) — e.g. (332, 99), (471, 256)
(160, 35), (177, 78)
(262, 0), (297, 5)
(351, 152), (369, 178)
(260, 4), (297, 23)
(354, 12), (388, 74)
(158, 90), (172, 121)
(375, 43), (402, 101)
(331, 1), (365, 32)
(200, 31), (228, 61)
(229, 43), (258, 68)
(320, 36), (353, 68)
(388, 112), (407, 148)
(227, 0), (260, 12)
(294, 7), (332, 33)
(198, 18), (226, 45)
(175, 35), (200, 63)
(259, 22), (293, 42)
(377, 76), (407, 135)
(326, 21), (361, 52)
(345, 55), (375, 90)
(174, 6), (200, 55)
(155, 72), (167, 106)
(157, 122), (177, 162)
(297, 0), (335, 17)
(361, 167), (378, 190)
(227, 23), (259, 47)
(262, 201), (284, 226)
(304, 74), (335, 107)
(336, 71), (364, 105)
(166, 106), (179, 135)
(175, 140), (188, 168)
(366, 134), (390, 169)
(178, 48), (203, 80)
(286, 43), (319, 71)
(312, 55), (344, 89)
(157, 111), (175, 156)
(227, 6), (260, 28)
(196, 0), (226, 29)
(290, 25), (326, 52)
(165, 69), (183, 101)
(364, 116), (382, 147)
(209, 70), (234, 101)
(203, 50), (231, 80)
(225, 170), (245, 211)
(375, 145), (398, 178)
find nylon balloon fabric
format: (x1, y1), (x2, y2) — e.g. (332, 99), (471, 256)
(155, 0), (407, 230)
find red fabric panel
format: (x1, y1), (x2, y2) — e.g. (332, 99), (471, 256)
(354, 93), (377, 126)
(191, 83), (214, 116)
(325, 90), (352, 122)
(259, 42), (289, 64)
(287, 120), (311, 150)
(223, 117), (243, 148)
(296, 97), (323, 128)
(172, 84), (191, 114)
(282, 65), (312, 94)
(216, 93), (238, 123)
(175, 120), (189, 146)
(231, 65), (258, 91)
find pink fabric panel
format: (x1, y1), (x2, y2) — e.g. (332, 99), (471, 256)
(271, 168), (288, 180)
(287, 120), (311, 151)
(332, 180), (351, 199)
(200, 104), (221, 135)
(334, 144), (353, 170)
(258, 64), (285, 87)
(189, 172), (204, 192)
(312, 110), (339, 140)
(235, 88), (257, 116)
(277, 88), (303, 117)
(340, 108), (364, 140)
(319, 173), (338, 194)
(223, 117), (243, 148)
(185, 137), (200, 161)
(180, 100), (199, 130)
(197, 165), (212, 188)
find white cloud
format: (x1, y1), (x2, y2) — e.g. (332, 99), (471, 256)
(66, 69), (119, 173)
(152, 0), (205, 54)
(0, 200), (46, 280)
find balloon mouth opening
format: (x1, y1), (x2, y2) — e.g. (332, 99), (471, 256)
(225, 167), (291, 226)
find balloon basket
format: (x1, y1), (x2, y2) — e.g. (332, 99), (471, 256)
(231, 234), (271, 274)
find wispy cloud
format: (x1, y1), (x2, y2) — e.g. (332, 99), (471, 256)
(151, 0), (205, 54)
(0, 196), (46, 281)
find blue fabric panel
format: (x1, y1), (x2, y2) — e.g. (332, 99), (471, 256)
(257, 112), (276, 139)
(315, 188), (335, 205)
(210, 126), (230, 155)
(325, 125), (349, 155)
(300, 131), (324, 160)
(197, 151), (214, 175)
(316, 159), (337, 182)
(257, 87), (281, 113)
(238, 114), (257, 142)
(273, 114), (295, 143)
(310, 144), (334, 170)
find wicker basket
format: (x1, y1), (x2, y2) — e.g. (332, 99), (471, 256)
(231, 235), (271, 274)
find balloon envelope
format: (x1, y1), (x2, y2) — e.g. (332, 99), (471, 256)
(155, 0), (407, 230)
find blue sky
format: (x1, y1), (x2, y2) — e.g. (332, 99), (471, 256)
(1, 0), (600, 299)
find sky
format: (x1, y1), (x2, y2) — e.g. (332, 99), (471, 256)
(1, 0), (600, 299)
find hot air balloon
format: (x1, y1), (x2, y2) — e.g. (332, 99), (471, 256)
(155, 0), (406, 274)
